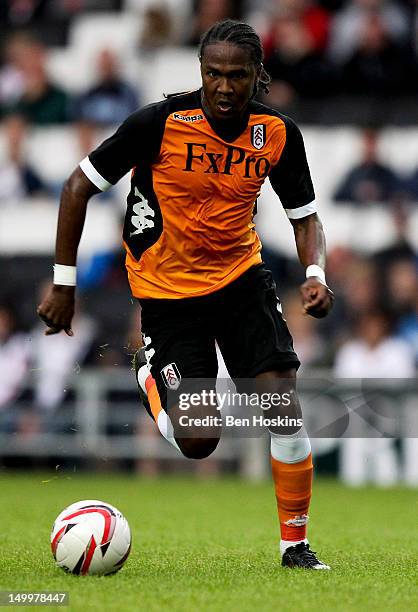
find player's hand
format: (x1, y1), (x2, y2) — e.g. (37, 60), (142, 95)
(37, 285), (75, 336)
(300, 277), (334, 319)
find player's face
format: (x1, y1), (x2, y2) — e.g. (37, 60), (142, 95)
(200, 42), (260, 121)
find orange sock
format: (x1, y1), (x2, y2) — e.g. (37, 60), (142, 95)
(142, 374), (180, 452)
(145, 374), (163, 422)
(271, 453), (313, 542)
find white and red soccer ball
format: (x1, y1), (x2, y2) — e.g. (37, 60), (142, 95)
(51, 500), (131, 575)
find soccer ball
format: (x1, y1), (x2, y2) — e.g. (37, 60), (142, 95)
(51, 499), (131, 575)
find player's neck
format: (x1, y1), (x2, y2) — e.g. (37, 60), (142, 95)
(200, 89), (250, 143)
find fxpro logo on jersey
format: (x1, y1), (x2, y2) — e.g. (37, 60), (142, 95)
(183, 143), (271, 178)
(251, 124), (266, 150)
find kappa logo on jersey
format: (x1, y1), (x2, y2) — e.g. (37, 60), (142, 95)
(173, 113), (204, 123)
(161, 363), (181, 390)
(130, 187), (155, 236)
(251, 124), (266, 150)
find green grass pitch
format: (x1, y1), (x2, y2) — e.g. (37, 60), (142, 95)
(0, 472), (417, 611)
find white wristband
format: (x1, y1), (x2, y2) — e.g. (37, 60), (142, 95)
(306, 264), (326, 285)
(53, 264), (77, 286)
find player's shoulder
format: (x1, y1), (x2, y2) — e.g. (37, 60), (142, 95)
(131, 90), (202, 124)
(248, 100), (301, 134)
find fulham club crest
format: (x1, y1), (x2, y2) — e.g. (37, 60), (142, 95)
(161, 363), (181, 390)
(251, 124), (266, 150)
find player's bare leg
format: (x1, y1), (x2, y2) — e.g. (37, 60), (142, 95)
(256, 369), (330, 570)
(135, 349), (329, 567)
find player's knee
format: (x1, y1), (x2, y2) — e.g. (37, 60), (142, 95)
(261, 388), (302, 435)
(169, 398), (221, 458)
(255, 370), (302, 435)
(176, 437), (220, 460)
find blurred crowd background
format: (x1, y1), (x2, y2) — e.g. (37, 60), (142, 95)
(0, 0), (417, 482)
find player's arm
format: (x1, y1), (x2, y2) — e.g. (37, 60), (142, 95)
(37, 105), (159, 335)
(268, 116), (333, 318)
(37, 168), (100, 335)
(290, 212), (334, 318)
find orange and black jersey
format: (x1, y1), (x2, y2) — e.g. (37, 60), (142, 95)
(79, 89), (316, 299)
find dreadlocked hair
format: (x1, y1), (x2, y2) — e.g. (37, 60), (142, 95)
(199, 19), (271, 96)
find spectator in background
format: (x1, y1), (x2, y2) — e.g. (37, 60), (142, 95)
(343, 259), (379, 313)
(385, 260), (418, 361)
(185, 0), (244, 46)
(316, 245), (359, 343)
(0, 0), (123, 45)
(0, 114), (49, 203)
(262, 0), (331, 57)
(0, 33), (27, 114)
(404, 166), (418, 202)
(341, 11), (416, 97)
(263, 6), (337, 109)
(373, 202), (416, 269)
(334, 307), (416, 486)
(335, 308), (415, 378)
(331, 259), (380, 345)
(0, 301), (29, 414)
(4, 33), (70, 124)
(0, 0), (67, 46)
(372, 203), (417, 360)
(74, 48), (139, 156)
(328, 0), (410, 65)
(396, 293), (418, 366)
(387, 259), (418, 310)
(281, 289), (327, 368)
(324, 246), (358, 296)
(333, 127), (401, 204)
(30, 281), (97, 415)
(0, 282), (96, 441)
(138, 4), (174, 51)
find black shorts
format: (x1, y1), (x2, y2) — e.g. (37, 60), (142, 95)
(139, 263), (300, 412)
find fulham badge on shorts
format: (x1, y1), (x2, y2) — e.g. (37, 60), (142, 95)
(161, 363), (181, 390)
(251, 124), (266, 150)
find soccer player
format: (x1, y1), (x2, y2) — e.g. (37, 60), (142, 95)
(38, 20), (334, 569)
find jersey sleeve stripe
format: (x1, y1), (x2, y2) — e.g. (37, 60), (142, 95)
(285, 200), (317, 219)
(79, 156), (112, 192)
